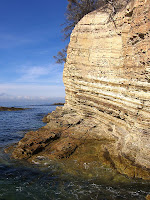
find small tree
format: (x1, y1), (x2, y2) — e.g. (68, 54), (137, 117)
(54, 0), (130, 64)
(63, 0), (104, 40)
(53, 45), (68, 64)
(54, 0), (102, 64)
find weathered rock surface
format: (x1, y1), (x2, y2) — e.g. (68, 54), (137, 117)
(9, 0), (150, 180)
(63, 0), (150, 178)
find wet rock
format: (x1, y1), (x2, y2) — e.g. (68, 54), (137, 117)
(12, 128), (61, 160)
(9, 105), (150, 179)
(46, 137), (80, 159)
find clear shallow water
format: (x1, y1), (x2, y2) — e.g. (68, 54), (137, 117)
(0, 103), (57, 147)
(0, 101), (149, 200)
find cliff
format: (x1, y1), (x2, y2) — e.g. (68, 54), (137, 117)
(9, 0), (150, 179)
(63, 0), (150, 175)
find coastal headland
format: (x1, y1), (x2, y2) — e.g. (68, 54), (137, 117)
(6, 0), (150, 180)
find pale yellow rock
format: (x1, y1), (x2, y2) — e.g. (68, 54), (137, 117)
(63, 0), (150, 172)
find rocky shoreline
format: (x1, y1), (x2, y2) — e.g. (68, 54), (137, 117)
(4, 0), (150, 184)
(6, 105), (150, 180)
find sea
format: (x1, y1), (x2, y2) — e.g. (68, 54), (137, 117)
(0, 100), (149, 200)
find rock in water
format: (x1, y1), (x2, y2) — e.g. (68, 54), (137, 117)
(0, 106), (28, 111)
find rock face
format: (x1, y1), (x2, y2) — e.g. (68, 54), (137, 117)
(63, 0), (150, 175)
(10, 0), (150, 179)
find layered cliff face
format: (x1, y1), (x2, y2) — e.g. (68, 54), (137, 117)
(63, 0), (150, 172)
(9, 0), (150, 179)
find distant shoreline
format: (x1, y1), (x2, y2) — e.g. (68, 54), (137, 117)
(0, 106), (28, 111)
(51, 103), (65, 106)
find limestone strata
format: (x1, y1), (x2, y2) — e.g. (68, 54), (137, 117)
(63, 0), (150, 175)
(10, 0), (150, 179)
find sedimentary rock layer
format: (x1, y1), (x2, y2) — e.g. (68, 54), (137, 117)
(63, 0), (150, 172)
(10, 0), (150, 179)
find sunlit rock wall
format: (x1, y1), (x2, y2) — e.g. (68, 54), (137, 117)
(63, 0), (150, 170)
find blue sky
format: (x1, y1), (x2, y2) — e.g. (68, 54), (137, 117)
(0, 0), (68, 100)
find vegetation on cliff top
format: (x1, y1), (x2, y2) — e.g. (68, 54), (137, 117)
(54, 0), (131, 64)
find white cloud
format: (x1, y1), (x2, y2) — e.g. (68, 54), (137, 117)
(0, 83), (65, 98)
(0, 63), (65, 98)
(18, 66), (50, 81)
(16, 64), (63, 84)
